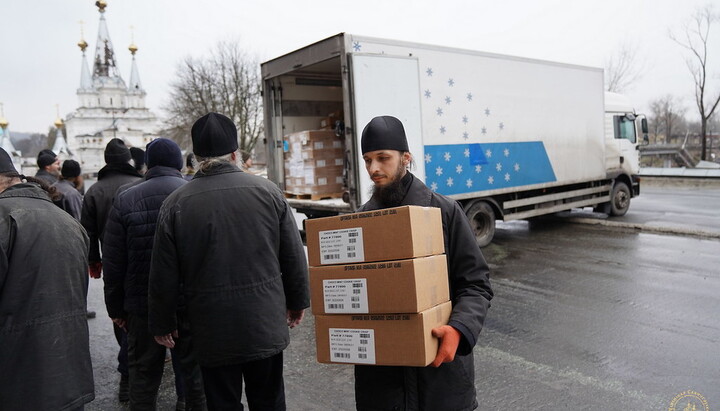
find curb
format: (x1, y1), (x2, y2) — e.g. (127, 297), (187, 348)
(562, 217), (720, 240)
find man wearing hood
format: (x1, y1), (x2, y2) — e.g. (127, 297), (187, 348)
(0, 147), (95, 410)
(81, 137), (142, 402)
(103, 138), (205, 410)
(354, 116), (493, 411)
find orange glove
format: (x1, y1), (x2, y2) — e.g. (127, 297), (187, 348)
(88, 261), (102, 279)
(430, 325), (461, 367)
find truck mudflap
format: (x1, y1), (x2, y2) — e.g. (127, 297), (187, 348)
(631, 175), (641, 197)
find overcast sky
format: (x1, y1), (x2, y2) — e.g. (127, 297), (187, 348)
(1, 0), (717, 133)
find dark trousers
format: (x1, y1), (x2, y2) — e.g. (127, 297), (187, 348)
(127, 313), (206, 410)
(113, 322), (129, 377)
(201, 352), (285, 411)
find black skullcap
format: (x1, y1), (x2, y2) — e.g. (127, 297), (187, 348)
(1, 147), (19, 174)
(146, 138), (183, 171)
(361, 116), (409, 155)
(37, 153), (57, 168)
(61, 160), (81, 178)
(191, 113), (238, 157)
(130, 147), (145, 169)
(104, 138), (131, 165)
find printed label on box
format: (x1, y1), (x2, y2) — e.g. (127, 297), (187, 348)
(329, 328), (376, 364)
(316, 159), (326, 167)
(323, 279), (369, 313)
(335, 158), (344, 166)
(314, 141), (325, 150)
(318, 228), (365, 264)
(318, 177), (328, 185)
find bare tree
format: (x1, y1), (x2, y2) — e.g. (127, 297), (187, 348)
(605, 41), (644, 93)
(649, 95), (686, 144)
(163, 40), (263, 153)
(670, 4), (720, 161)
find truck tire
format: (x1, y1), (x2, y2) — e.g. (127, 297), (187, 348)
(465, 201), (496, 247)
(609, 181), (631, 216)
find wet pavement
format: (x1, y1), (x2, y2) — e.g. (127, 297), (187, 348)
(84, 181), (720, 410)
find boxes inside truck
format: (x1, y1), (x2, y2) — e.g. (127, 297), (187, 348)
(284, 130), (345, 198)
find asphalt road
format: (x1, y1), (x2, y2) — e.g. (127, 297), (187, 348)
(85, 181), (720, 410)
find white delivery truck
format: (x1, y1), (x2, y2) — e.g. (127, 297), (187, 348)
(261, 33), (648, 246)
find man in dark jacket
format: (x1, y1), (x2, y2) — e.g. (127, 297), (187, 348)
(81, 137), (142, 402)
(354, 116), (493, 411)
(103, 138), (205, 410)
(0, 147), (95, 410)
(35, 149), (61, 185)
(52, 159), (84, 220)
(149, 113), (310, 410)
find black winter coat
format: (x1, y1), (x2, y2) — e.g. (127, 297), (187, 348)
(354, 173), (493, 411)
(80, 163), (142, 262)
(148, 162), (310, 367)
(0, 183), (94, 410)
(102, 166), (187, 317)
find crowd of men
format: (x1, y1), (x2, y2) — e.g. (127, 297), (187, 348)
(0, 113), (492, 411)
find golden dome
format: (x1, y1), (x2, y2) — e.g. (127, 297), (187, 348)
(129, 43), (138, 55)
(0, 117), (8, 128)
(54, 117), (64, 128)
(95, 1), (107, 12)
(78, 39), (88, 52)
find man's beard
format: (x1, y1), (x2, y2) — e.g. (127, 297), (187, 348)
(371, 164), (407, 207)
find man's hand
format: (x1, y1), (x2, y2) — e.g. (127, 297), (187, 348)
(430, 325), (461, 367)
(112, 318), (127, 331)
(287, 309), (305, 328)
(88, 261), (102, 279)
(154, 330), (179, 348)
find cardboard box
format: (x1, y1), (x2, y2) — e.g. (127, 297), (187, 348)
(315, 301), (452, 366)
(310, 255), (449, 314)
(305, 206), (444, 267)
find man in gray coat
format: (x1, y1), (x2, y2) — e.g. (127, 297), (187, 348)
(0, 147), (95, 410)
(149, 112), (309, 410)
(52, 159), (84, 220)
(354, 116), (493, 411)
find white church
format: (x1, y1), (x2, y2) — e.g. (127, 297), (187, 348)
(63, 0), (160, 175)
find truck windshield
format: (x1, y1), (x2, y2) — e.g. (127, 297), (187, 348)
(614, 116), (637, 144)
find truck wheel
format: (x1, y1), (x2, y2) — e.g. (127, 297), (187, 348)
(465, 201), (495, 247)
(609, 181), (631, 217)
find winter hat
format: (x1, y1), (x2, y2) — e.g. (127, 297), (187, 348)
(61, 160), (82, 178)
(146, 138), (183, 171)
(361, 116), (409, 155)
(191, 113), (238, 157)
(104, 138), (131, 165)
(0, 147), (19, 174)
(38, 153), (57, 169)
(38, 149), (56, 159)
(130, 147), (146, 170)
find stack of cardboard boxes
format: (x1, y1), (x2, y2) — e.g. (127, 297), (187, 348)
(284, 130), (344, 198)
(306, 206), (452, 366)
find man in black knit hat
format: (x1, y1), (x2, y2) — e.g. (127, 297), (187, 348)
(149, 112), (309, 410)
(35, 149), (61, 185)
(81, 137), (142, 403)
(52, 159), (83, 220)
(353, 115), (493, 411)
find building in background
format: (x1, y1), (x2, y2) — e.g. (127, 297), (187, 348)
(64, 0), (159, 175)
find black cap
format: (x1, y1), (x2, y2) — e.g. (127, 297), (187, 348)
(61, 160), (81, 178)
(146, 138), (183, 171)
(37, 149), (56, 159)
(191, 113), (238, 157)
(130, 147), (145, 170)
(37, 153), (57, 168)
(1, 147), (19, 174)
(104, 138), (132, 165)
(361, 116), (409, 155)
